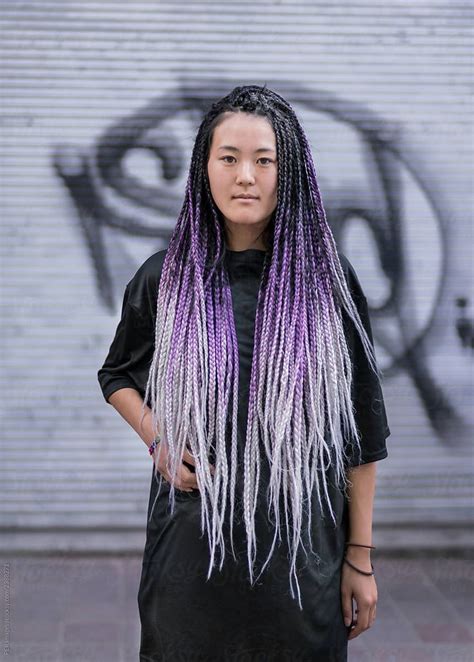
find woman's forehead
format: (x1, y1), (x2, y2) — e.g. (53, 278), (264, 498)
(211, 113), (276, 148)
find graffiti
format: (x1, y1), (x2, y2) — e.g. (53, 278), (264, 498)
(53, 77), (470, 441)
(455, 297), (474, 350)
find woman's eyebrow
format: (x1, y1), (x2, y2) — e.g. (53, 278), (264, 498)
(217, 145), (276, 153)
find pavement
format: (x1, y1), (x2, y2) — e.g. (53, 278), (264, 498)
(0, 553), (472, 661)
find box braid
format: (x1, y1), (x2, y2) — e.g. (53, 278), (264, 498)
(140, 84), (380, 609)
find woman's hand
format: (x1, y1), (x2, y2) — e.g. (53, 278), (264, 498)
(153, 442), (215, 492)
(341, 548), (377, 640)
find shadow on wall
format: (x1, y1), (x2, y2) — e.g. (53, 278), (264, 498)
(51, 76), (472, 445)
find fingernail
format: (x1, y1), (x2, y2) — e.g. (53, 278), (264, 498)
(344, 618), (351, 627)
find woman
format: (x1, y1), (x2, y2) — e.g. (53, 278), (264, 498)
(98, 85), (390, 661)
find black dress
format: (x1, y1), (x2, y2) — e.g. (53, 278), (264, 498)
(98, 248), (391, 662)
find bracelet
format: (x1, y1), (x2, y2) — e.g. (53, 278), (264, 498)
(345, 542), (376, 550)
(343, 557), (375, 576)
(148, 433), (161, 456)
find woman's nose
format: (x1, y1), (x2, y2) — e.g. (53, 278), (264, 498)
(236, 163), (255, 184)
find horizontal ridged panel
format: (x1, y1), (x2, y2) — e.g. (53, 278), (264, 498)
(1, 0), (472, 550)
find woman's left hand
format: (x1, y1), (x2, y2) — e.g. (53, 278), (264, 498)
(340, 552), (378, 640)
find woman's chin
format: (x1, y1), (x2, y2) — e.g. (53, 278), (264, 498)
(225, 216), (266, 227)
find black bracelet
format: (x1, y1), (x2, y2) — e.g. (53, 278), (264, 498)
(345, 542), (376, 550)
(343, 557), (375, 576)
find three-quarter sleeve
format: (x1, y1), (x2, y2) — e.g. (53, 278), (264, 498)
(97, 249), (166, 404)
(339, 253), (391, 467)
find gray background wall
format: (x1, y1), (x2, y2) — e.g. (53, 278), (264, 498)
(1, 0), (472, 553)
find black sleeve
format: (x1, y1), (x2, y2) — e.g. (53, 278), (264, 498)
(97, 250), (165, 404)
(339, 254), (391, 467)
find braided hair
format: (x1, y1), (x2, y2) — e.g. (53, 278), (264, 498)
(141, 84), (379, 609)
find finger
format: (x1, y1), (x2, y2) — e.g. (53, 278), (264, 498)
(360, 604), (371, 631)
(178, 464), (199, 490)
(156, 463), (194, 492)
(348, 605), (369, 640)
(182, 448), (216, 476)
(182, 447), (197, 466)
(368, 603), (376, 628)
(341, 592), (353, 628)
(347, 598), (360, 639)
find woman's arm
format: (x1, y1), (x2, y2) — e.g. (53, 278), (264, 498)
(108, 387), (155, 448)
(345, 462), (377, 569)
(107, 387), (203, 491)
(341, 461), (378, 639)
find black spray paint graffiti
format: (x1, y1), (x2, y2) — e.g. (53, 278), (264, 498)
(52, 76), (470, 442)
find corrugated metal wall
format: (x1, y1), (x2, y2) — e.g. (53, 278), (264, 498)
(1, 1), (472, 552)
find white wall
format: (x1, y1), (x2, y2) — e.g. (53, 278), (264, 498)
(1, 0), (472, 551)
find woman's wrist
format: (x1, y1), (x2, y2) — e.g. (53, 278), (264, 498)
(345, 546), (372, 562)
(344, 541), (374, 573)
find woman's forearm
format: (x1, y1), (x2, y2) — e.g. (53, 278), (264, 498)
(345, 462), (377, 568)
(107, 387), (156, 449)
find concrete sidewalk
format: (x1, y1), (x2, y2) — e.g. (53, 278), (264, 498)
(0, 554), (472, 661)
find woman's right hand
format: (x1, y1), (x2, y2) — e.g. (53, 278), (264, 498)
(152, 442), (215, 492)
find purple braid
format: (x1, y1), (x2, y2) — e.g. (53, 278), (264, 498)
(140, 84), (381, 610)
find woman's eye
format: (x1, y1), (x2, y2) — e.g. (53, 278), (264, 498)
(220, 156), (273, 165)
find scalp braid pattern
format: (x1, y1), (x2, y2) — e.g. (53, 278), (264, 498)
(140, 84), (380, 610)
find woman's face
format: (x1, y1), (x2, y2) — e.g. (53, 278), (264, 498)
(207, 112), (278, 243)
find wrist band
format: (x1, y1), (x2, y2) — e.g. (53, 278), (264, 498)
(148, 433), (161, 456)
(345, 542), (376, 550)
(343, 557), (375, 576)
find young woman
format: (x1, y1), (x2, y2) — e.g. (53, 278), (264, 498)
(98, 85), (390, 661)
